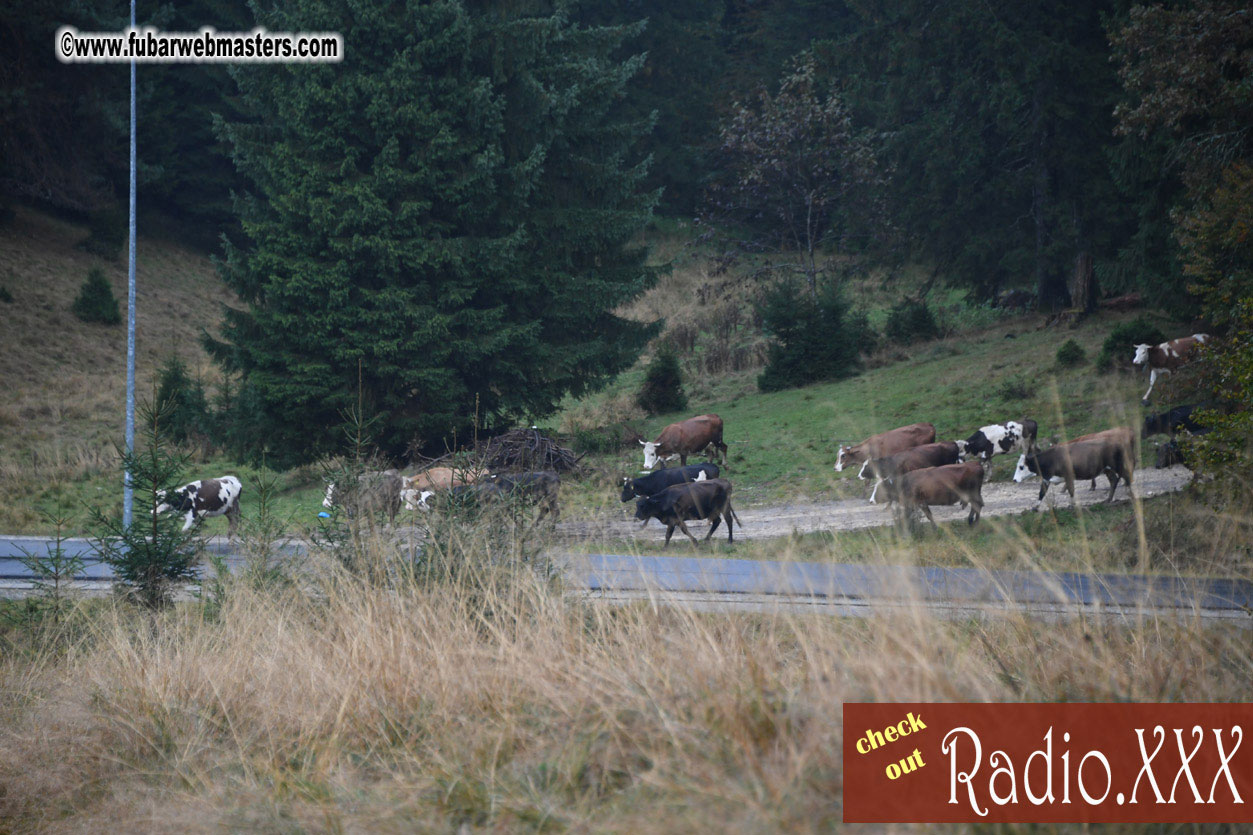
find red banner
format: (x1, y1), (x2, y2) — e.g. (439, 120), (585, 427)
(842, 703), (1253, 823)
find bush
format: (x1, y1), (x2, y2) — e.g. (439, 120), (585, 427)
(1055, 339), (1087, 368)
(0, 285), (12, 304)
(71, 267), (121, 325)
(1095, 317), (1166, 370)
(156, 356), (211, 446)
(995, 375), (1031, 401)
(884, 299), (940, 345)
(636, 344), (688, 416)
(757, 281), (863, 392)
(79, 207), (127, 259)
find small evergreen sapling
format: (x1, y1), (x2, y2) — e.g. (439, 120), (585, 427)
(636, 344), (688, 415)
(90, 399), (202, 608)
(72, 267), (121, 325)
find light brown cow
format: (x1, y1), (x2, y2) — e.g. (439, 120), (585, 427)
(402, 466), (485, 492)
(1133, 334), (1209, 404)
(891, 461), (986, 527)
(835, 422), (936, 472)
(641, 414), (727, 469)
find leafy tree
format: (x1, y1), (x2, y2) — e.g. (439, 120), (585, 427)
(210, 0), (659, 465)
(702, 54), (888, 300)
(71, 267), (121, 325)
(757, 279), (862, 392)
(91, 400), (202, 608)
(636, 344), (687, 415)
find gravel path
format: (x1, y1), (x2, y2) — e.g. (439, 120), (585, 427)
(557, 464), (1194, 544)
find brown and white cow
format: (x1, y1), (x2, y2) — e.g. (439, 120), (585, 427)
(1013, 438), (1134, 506)
(889, 461), (985, 528)
(834, 422), (935, 472)
(860, 441), (963, 504)
(1133, 334), (1209, 404)
(641, 414), (727, 469)
(156, 475), (243, 536)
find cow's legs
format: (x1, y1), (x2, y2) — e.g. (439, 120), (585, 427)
(868, 479), (882, 504)
(704, 515), (721, 540)
(676, 519), (701, 545)
(182, 511), (196, 532)
(921, 506), (937, 528)
(226, 504), (240, 538)
(1105, 471), (1120, 503)
(664, 524), (676, 546)
(968, 496), (983, 526)
(1038, 482), (1050, 503)
(1142, 368), (1161, 404)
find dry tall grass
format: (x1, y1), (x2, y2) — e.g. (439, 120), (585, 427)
(2, 533), (1249, 833)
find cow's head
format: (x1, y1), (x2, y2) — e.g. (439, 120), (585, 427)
(640, 440), (660, 469)
(401, 488), (435, 512)
(834, 445), (852, 471)
(1012, 453), (1036, 483)
(954, 440), (969, 461)
(619, 476), (635, 502)
(1132, 344), (1151, 365)
(634, 494), (660, 521)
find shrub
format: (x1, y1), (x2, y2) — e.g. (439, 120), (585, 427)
(1095, 317), (1166, 370)
(1055, 339), (1087, 368)
(757, 281), (862, 392)
(636, 344), (688, 416)
(884, 299), (940, 345)
(156, 356), (211, 446)
(0, 285), (12, 303)
(79, 207), (127, 259)
(71, 267), (121, 324)
(995, 375), (1031, 401)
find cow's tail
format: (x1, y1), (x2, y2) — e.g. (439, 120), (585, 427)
(728, 501), (743, 527)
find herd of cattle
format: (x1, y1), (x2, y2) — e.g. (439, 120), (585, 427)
(150, 333), (1210, 542)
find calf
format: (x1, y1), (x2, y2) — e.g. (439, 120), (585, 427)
(489, 471), (561, 524)
(633, 478), (741, 546)
(620, 463), (719, 502)
(155, 476), (244, 536)
(404, 482), (503, 512)
(1013, 439), (1133, 505)
(641, 414), (727, 469)
(859, 441), (962, 504)
(1142, 404), (1208, 439)
(323, 470), (403, 522)
(1156, 440), (1186, 469)
(888, 461), (985, 527)
(835, 422), (936, 472)
(1133, 334), (1209, 404)
(958, 419), (1037, 461)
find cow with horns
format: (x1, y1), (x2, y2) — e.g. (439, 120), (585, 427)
(640, 414), (727, 470)
(834, 422), (936, 473)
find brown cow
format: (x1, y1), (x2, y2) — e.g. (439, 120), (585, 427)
(641, 414), (727, 469)
(1133, 334), (1209, 404)
(1013, 439), (1134, 505)
(1069, 426), (1136, 490)
(861, 441), (963, 505)
(835, 422), (935, 472)
(889, 461), (985, 527)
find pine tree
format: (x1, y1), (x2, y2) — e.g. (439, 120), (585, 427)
(209, 0), (658, 465)
(72, 267), (121, 325)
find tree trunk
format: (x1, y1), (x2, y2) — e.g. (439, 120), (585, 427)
(1073, 251), (1098, 313)
(1031, 84), (1071, 312)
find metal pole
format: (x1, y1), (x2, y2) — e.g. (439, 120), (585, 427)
(123, 0), (137, 528)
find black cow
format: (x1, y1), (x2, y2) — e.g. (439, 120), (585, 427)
(1156, 440), (1186, 469)
(633, 478), (741, 546)
(620, 463), (719, 502)
(1142, 404), (1208, 439)
(155, 475), (243, 536)
(489, 471), (561, 524)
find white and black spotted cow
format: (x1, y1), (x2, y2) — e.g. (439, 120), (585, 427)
(155, 475), (243, 536)
(957, 419), (1037, 463)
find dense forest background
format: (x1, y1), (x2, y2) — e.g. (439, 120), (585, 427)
(2, 0), (1249, 465)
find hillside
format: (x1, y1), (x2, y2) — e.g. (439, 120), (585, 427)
(0, 208), (235, 527)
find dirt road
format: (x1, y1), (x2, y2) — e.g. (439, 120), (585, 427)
(557, 464), (1194, 543)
